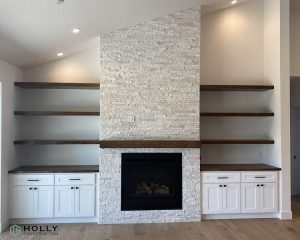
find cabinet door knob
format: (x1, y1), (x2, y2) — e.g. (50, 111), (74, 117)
(29, 187), (33, 190)
(261, 184), (264, 187)
(75, 187), (79, 189)
(257, 184), (260, 187)
(34, 187), (38, 190)
(71, 187), (74, 189)
(219, 185), (223, 188)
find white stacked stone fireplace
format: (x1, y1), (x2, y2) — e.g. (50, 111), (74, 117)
(99, 8), (201, 223)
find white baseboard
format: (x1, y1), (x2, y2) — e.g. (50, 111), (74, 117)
(10, 217), (98, 224)
(0, 220), (9, 232)
(279, 211), (293, 220)
(202, 213), (279, 220)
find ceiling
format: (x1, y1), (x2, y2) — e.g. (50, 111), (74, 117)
(0, 0), (232, 69)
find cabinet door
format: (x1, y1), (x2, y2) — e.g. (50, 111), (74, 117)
(55, 186), (75, 217)
(260, 183), (278, 213)
(202, 184), (223, 214)
(12, 186), (34, 218)
(241, 183), (260, 213)
(222, 183), (240, 214)
(34, 186), (54, 218)
(75, 185), (95, 217)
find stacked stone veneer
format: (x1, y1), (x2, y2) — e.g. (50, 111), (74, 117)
(99, 8), (201, 223)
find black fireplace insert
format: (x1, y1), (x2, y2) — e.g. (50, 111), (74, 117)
(121, 153), (182, 211)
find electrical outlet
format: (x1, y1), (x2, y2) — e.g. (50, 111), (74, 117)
(127, 115), (135, 123)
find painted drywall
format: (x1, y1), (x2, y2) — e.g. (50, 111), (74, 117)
(263, 0), (291, 219)
(290, 9), (300, 76)
(23, 48), (100, 83)
(0, 59), (23, 231)
(201, 0), (265, 84)
(19, 48), (100, 166)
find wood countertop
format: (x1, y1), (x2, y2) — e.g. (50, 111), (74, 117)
(200, 164), (281, 171)
(8, 165), (99, 173)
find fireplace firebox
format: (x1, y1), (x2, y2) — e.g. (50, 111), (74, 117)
(121, 153), (182, 211)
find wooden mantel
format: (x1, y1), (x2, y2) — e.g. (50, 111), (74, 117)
(99, 140), (201, 149)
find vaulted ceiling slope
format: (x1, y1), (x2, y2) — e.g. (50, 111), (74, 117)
(0, 0), (225, 68)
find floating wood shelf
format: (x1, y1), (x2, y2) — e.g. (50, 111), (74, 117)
(201, 139), (274, 144)
(14, 111), (100, 116)
(14, 82), (100, 89)
(99, 140), (201, 148)
(200, 164), (281, 171)
(200, 112), (274, 117)
(200, 85), (274, 91)
(14, 140), (100, 145)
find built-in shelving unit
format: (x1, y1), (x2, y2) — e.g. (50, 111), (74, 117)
(14, 111), (100, 116)
(14, 82), (100, 165)
(200, 84), (275, 164)
(14, 82), (99, 146)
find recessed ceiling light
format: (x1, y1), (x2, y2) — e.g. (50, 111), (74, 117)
(231, 0), (238, 4)
(57, 52), (64, 57)
(72, 28), (81, 34)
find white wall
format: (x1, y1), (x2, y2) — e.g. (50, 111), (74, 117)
(0, 59), (23, 231)
(263, 0), (291, 219)
(23, 48), (99, 83)
(201, 0), (265, 84)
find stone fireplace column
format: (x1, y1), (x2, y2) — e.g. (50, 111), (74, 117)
(99, 7), (201, 223)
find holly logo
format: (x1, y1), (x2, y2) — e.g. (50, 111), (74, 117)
(10, 224), (22, 236)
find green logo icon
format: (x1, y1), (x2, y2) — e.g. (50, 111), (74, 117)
(10, 224), (22, 236)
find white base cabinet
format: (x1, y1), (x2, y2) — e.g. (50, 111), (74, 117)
(202, 171), (279, 218)
(11, 176), (54, 219)
(241, 182), (278, 213)
(55, 185), (95, 218)
(12, 186), (54, 218)
(202, 172), (241, 214)
(202, 183), (240, 214)
(223, 183), (241, 214)
(55, 186), (75, 217)
(10, 173), (97, 221)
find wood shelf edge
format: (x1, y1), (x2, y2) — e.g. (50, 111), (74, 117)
(200, 85), (274, 91)
(14, 111), (100, 116)
(200, 112), (274, 117)
(14, 82), (100, 89)
(201, 139), (274, 144)
(99, 140), (201, 148)
(14, 140), (100, 145)
(200, 164), (281, 171)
